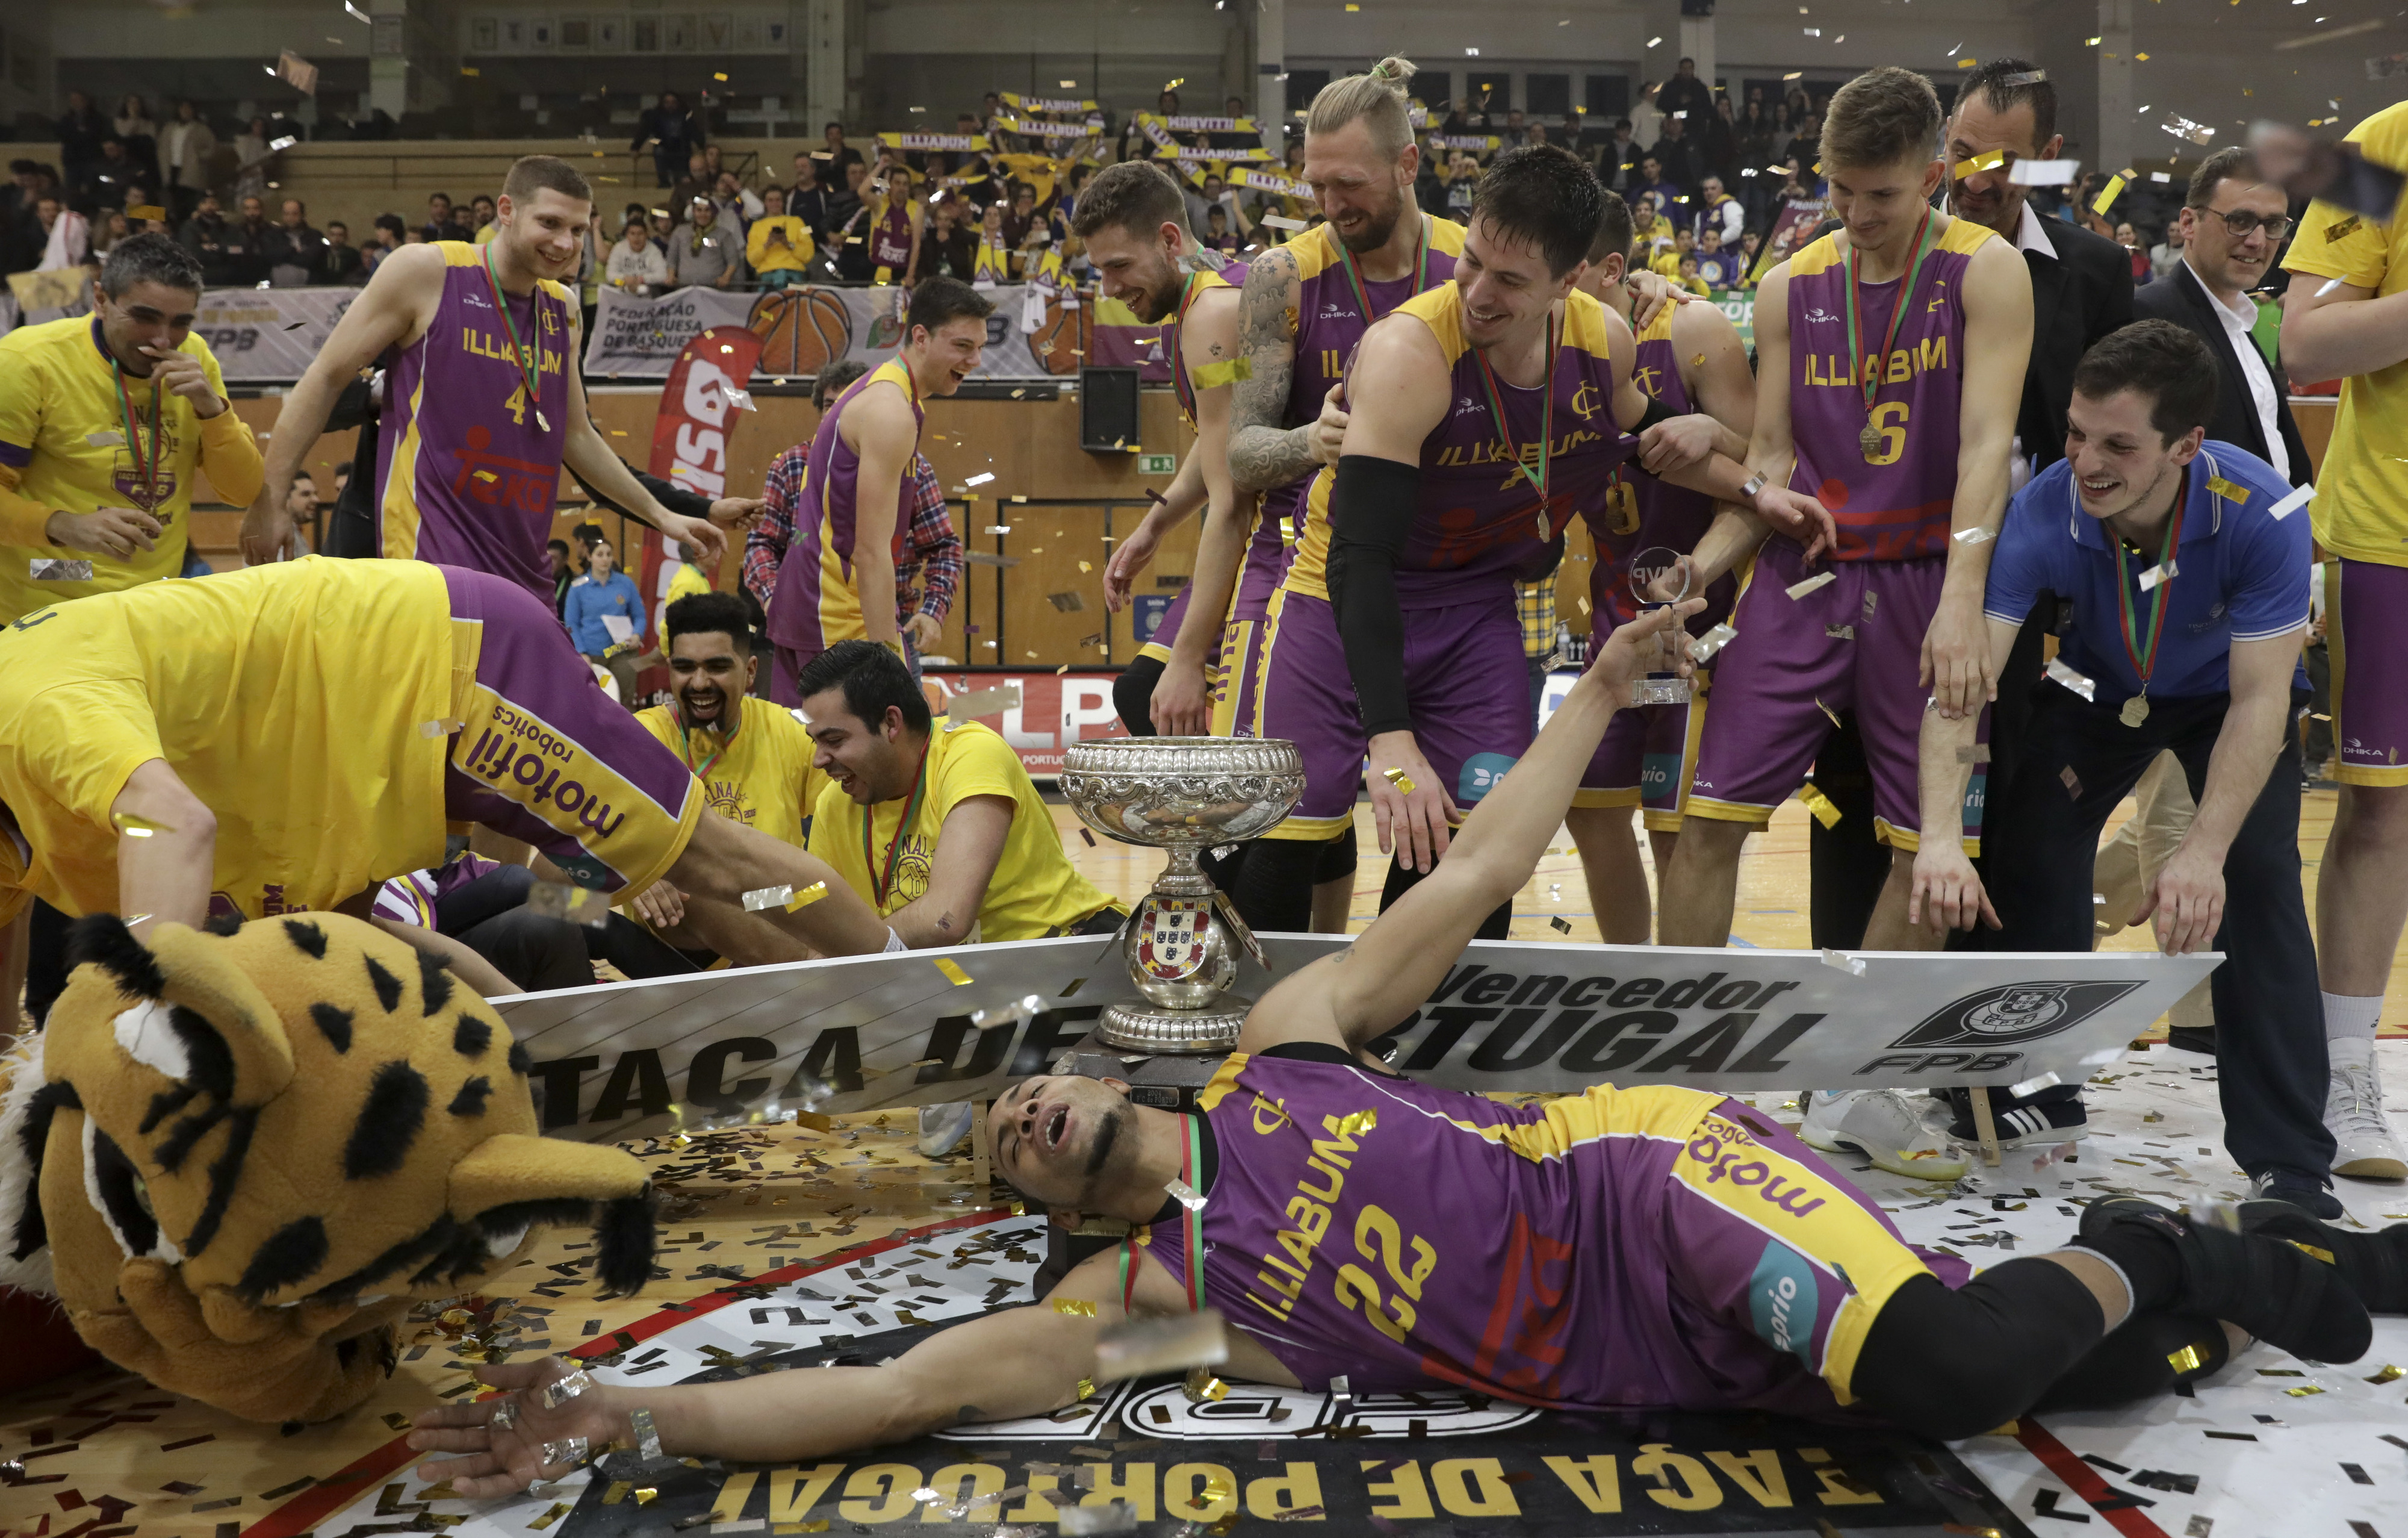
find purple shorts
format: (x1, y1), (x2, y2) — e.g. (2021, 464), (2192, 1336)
(1575, 680), (1710, 829)
(1138, 507), (1296, 663)
(2328, 558), (2408, 786)
(1253, 587), (1532, 838)
(1135, 576), (1197, 664)
(1687, 543), (1981, 850)
(441, 565), (703, 893)
(1213, 617), (1269, 738)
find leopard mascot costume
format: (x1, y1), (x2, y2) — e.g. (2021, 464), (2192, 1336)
(0, 912), (656, 1422)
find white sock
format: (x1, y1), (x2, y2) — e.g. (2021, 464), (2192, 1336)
(2323, 991), (2382, 1044)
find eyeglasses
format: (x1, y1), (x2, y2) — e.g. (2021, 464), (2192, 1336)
(2192, 205), (2291, 240)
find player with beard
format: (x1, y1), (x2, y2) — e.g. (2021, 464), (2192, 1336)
(1264, 146), (1824, 938)
(623, 590), (834, 956)
(1074, 161), (1253, 740)
(765, 277), (993, 704)
(415, 591), (2391, 1492)
(1220, 58), (1463, 934)
(1566, 190), (1757, 943)
(236, 156), (742, 593)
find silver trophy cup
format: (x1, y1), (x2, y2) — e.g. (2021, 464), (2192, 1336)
(1058, 737), (1306, 1053)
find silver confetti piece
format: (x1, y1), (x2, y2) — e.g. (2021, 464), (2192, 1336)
(29, 559), (94, 581)
(2045, 657), (2097, 702)
(742, 883), (796, 911)
(1686, 622), (1737, 664)
(1784, 571), (1837, 600)
(525, 882), (612, 929)
(420, 718), (465, 738)
(1093, 1307), (1229, 1381)
(1952, 525), (1996, 546)
(537, 1436), (591, 1466)
(1819, 948), (1867, 976)
(2007, 1070), (2062, 1098)
(2139, 559), (2179, 593)
(1164, 1177), (1206, 1212)
(630, 1406), (663, 1460)
(489, 1398), (521, 1431)
(2269, 484), (2312, 521)
(1060, 1504), (1139, 1535)
(538, 1368), (596, 1409)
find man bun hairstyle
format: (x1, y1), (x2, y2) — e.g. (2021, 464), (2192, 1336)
(1070, 160), (1193, 243)
(665, 590), (758, 655)
(1959, 57), (2056, 148)
(1472, 145), (1603, 277)
(100, 231), (203, 300)
(1820, 66), (1943, 173)
(2072, 320), (2220, 444)
(1590, 188), (1634, 268)
(1305, 56), (1420, 160)
(905, 273), (994, 341)
(501, 154), (594, 207)
(793, 638), (933, 735)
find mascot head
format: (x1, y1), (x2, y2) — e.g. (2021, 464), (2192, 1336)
(0, 914), (655, 1421)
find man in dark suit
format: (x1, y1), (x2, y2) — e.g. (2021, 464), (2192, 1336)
(2133, 147), (2310, 487)
(1807, 57), (2136, 954)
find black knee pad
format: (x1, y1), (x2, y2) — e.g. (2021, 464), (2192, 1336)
(1228, 836), (1326, 933)
(1851, 1262), (2109, 1440)
(2035, 1311), (2229, 1415)
(1312, 822), (1358, 883)
(1114, 656), (1165, 737)
(1380, 854), (1510, 939)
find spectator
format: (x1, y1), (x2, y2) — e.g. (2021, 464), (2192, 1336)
(1693, 227), (1738, 288)
(1597, 119), (1639, 195)
(1442, 149), (1480, 221)
(1525, 120), (1551, 149)
(55, 91), (108, 207)
(748, 186), (816, 288)
(606, 217), (669, 294)
(824, 161), (869, 278)
(970, 200), (1010, 285)
(1648, 225), (1695, 279)
(563, 537), (648, 704)
(362, 212), (405, 275)
(159, 100), (216, 226)
(1201, 202), (1241, 256)
(916, 198), (975, 281)
(2150, 220), (2186, 281)
(1628, 79), (1662, 151)
(1634, 154), (1681, 217)
(715, 170), (762, 229)
(34, 196), (90, 272)
(821, 122), (864, 179)
(1500, 108), (1528, 145)
(1656, 57), (1714, 126)
(228, 193), (275, 284)
(671, 150), (713, 217)
(2115, 222), (2153, 285)
(90, 210), (133, 260)
(701, 143), (727, 182)
(633, 90), (705, 187)
(113, 95), (161, 188)
(421, 192), (468, 243)
(265, 197), (322, 288)
(1673, 251), (1710, 296)
(1733, 228), (1763, 286)
(1781, 113), (1821, 177)
(789, 154), (833, 241)
(669, 193), (743, 288)
(314, 219), (365, 285)
(467, 193), (498, 245)
(548, 538), (576, 615)
(996, 180), (1035, 250)
(1704, 96), (1741, 185)
(231, 116), (273, 204)
(1695, 172), (1742, 244)
(1630, 191), (1675, 260)
(178, 190), (241, 285)
(77, 139), (150, 214)
(861, 167), (922, 284)
(1648, 115), (1703, 196)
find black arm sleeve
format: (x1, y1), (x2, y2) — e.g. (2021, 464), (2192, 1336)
(579, 458), (712, 530)
(1325, 454), (1421, 739)
(1633, 391), (1680, 435)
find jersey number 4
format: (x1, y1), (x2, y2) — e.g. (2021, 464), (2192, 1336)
(504, 383), (532, 426)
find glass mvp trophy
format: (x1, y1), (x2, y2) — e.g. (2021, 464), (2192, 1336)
(1628, 544), (1696, 706)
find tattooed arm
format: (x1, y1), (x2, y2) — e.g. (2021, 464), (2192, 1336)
(1229, 246), (1331, 493)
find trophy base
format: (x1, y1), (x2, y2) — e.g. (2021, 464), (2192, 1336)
(1097, 998), (1253, 1054)
(1630, 674), (1692, 706)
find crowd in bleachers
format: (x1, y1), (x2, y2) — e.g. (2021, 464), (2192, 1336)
(4, 66), (2217, 310)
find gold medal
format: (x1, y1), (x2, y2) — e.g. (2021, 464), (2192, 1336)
(1860, 422), (1883, 461)
(2120, 694), (2150, 729)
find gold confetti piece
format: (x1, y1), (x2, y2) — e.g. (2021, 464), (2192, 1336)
(1815, 697), (1843, 730)
(1079, 560), (1093, 573)
(1951, 149), (2005, 178)
(1786, 570), (1836, 600)
(2285, 1384), (2326, 1397)
(1076, 1377), (1097, 1400)
(461, 66), (480, 76)
(1380, 767), (1417, 795)
(475, 469), (498, 482)
(2287, 1240), (2337, 1265)
(604, 1483), (632, 1505)
(1550, 916), (1572, 933)
(934, 957), (972, 985)
(1336, 1108), (1379, 1137)
(1053, 1298), (1099, 1316)
(786, 881), (830, 912)
(713, 72), (728, 81)
(2167, 1343), (2206, 1374)
(2206, 476), (2250, 504)
(1191, 358), (1253, 388)
(2365, 1365), (2404, 1383)
(420, 717), (465, 737)
(529, 1502), (572, 1529)
(1799, 783), (1843, 829)
(2092, 174), (2126, 215)
(1690, 353), (1706, 366)
(112, 811), (175, 837)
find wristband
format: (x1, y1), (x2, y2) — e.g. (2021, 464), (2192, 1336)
(1738, 472), (1769, 500)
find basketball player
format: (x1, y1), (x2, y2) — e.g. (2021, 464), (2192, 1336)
(417, 596), (2392, 1494)
(1073, 161), (1249, 740)
(763, 276), (992, 705)
(1270, 145), (1823, 938)
(0, 558), (899, 968)
(237, 156), (739, 597)
(1651, 68), (2031, 1178)
(1565, 190), (1757, 943)
(1221, 60), (1462, 934)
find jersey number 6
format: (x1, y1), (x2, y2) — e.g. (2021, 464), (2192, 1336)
(1864, 401), (1909, 467)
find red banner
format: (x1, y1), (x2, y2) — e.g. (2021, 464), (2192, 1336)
(920, 668), (1131, 776)
(639, 324), (768, 621)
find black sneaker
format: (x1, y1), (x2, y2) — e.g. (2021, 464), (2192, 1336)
(2238, 1198), (2408, 1312)
(2079, 1197), (2372, 1365)
(1944, 1089), (2088, 1148)
(2248, 1171), (2343, 1221)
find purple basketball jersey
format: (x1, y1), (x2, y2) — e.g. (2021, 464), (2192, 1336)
(376, 242), (574, 602)
(1781, 217), (1997, 562)
(1584, 308), (1736, 636)
(764, 358), (922, 657)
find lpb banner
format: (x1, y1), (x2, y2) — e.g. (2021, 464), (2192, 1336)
(585, 284), (1085, 382)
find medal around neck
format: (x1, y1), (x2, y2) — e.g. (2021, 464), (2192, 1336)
(1628, 546), (1697, 706)
(1060, 738), (1305, 1054)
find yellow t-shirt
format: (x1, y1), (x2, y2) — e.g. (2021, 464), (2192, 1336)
(805, 719), (1115, 941)
(634, 694), (829, 851)
(0, 556), (462, 924)
(1649, 248), (1689, 279)
(2282, 99), (2408, 569)
(0, 316), (265, 622)
(748, 215), (817, 274)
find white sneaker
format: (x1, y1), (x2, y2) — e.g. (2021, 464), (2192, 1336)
(1799, 1089), (1971, 1182)
(917, 1100), (975, 1159)
(2325, 1052), (2408, 1182)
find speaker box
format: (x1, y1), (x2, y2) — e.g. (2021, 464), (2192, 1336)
(1079, 366), (1141, 452)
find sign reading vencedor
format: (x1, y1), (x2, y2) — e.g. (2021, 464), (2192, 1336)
(495, 934), (2217, 1145)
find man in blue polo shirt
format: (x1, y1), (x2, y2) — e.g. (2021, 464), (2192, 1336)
(1909, 319), (2337, 1216)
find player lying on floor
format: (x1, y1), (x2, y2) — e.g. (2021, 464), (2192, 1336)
(0, 557), (898, 970)
(411, 600), (2398, 1493)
